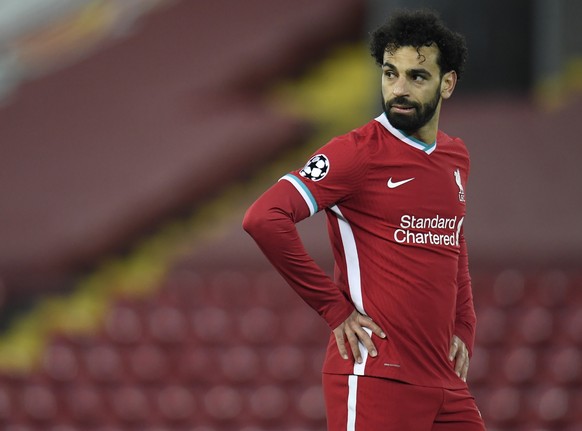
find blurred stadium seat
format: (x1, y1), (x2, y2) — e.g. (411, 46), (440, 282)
(218, 345), (261, 385)
(238, 307), (280, 345)
(191, 306), (232, 345)
(202, 385), (244, 422)
(155, 384), (196, 423)
(82, 343), (126, 385)
(19, 383), (59, 424)
(249, 385), (290, 421)
(41, 343), (79, 384)
(103, 303), (144, 345)
(475, 306), (508, 347)
(266, 345), (307, 383)
(128, 343), (169, 385)
(502, 346), (538, 385)
(63, 384), (105, 426)
(147, 305), (189, 346)
(109, 385), (152, 424)
(174, 346), (216, 384)
(296, 385), (326, 422)
(492, 269), (526, 308)
(484, 386), (524, 426)
(546, 347), (582, 386)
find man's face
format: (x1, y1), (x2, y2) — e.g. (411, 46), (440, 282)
(381, 45), (445, 135)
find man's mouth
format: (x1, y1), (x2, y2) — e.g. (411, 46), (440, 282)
(390, 104), (415, 114)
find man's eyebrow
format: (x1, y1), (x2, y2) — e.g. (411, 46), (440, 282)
(408, 68), (432, 77)
(382, 63), (433, 77)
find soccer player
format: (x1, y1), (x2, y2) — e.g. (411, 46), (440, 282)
(243, 9), (485, 431)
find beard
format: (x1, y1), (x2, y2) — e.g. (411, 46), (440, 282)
(382, 86), (441, 134)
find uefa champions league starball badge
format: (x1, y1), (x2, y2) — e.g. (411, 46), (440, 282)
(300, 154), (330, 181)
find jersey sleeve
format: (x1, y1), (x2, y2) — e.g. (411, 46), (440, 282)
(242, 174), (356, 330)
(281, 134), (369, 215)
(454, 229), (476, 358)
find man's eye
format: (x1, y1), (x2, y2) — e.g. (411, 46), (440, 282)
(412, 74), (426, 82)
(384, 70), (395, 78)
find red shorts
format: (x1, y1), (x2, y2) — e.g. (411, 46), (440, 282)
(323, 373), (486, 431)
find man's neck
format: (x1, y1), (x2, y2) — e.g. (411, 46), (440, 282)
(410, 111), (440, 144)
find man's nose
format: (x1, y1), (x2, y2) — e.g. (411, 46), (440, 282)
(392, 77), (409, 96)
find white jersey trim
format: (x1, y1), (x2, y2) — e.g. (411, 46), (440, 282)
(279, 174), (318, 216)
(375, 113), (437, 155)
(347, 375), (358, 430)
(330, 205), (370, 376)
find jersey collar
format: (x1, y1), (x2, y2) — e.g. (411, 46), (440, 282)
(375, 112), (437, 155)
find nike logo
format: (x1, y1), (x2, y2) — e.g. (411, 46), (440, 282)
(387, 177), (415, 189)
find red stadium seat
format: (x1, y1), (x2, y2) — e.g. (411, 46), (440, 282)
(515, 306), (554, 345)
(203, 385), (244, 421)
(467, 346), (491, 385)
(484, 386), (523, 426)
(567, 389), (582, 425)
(83, 343), (126, 384)
(252, 270), (297, 310)
(238, 307), (279, 345)
(48, 426), (80, 431)
(91, 426), (123, 431)
(0, 385), (14, 423)
(175, 346), (216, 384)
(561, 308), (582, 344)
(208, 270), (252, 307)
(128, 343), (169, 384)
(19, 383), (59, 423)
(191, 306), (232, 344)
(248, 385), (290, 421)
(296, 385), (326, 422)
(282, 308), (328, 346)
(109, 385), (152, 424)
(546, 347), (582, 385)
(155, 385), (196, 423)
(219, 345), (261, 384)
(535, 270), (571, 308)
(492, 269), (526, 307)
(528, 386), (571, 424)
(148, 305), (189, 345)
(41, 342), (79, 384)
(157, 268), (206, 308)
(64, 384), (105, 425)
(103, 304), (144, 345)
(502, 347), (538, 385)
(266, 345), (307, 382)
(475, 306), (508, 347)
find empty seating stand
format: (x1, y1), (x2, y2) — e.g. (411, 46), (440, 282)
(1, 267), (581, 430)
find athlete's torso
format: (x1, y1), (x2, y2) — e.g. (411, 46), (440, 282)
(291, 114), (470, 388)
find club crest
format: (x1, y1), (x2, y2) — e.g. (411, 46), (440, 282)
(454, 168), (465, 202)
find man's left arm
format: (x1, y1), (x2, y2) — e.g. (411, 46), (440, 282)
(449, 233), (476, 381)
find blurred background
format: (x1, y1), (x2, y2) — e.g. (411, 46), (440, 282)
(0, 0), (581, 430)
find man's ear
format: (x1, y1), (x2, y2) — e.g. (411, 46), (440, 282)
(441, 70), (457, 100)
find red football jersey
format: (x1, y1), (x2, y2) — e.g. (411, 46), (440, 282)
(243, 113), (475, 389)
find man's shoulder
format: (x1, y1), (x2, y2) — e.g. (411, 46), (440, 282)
(331, 117), (388, 147)
(438, 130), (469, 153)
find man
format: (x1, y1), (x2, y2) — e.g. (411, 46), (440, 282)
(243, 9), (485, 431)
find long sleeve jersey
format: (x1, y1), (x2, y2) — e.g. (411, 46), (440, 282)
(243, 113), (476, 389)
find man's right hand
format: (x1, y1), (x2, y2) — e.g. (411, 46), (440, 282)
(333, 310), (386, 364)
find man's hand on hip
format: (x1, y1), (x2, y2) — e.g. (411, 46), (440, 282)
(333, 310), (386, 364)
(449, 334), (469, 381)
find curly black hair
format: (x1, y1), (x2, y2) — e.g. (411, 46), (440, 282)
(370, 9), (467, 80)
